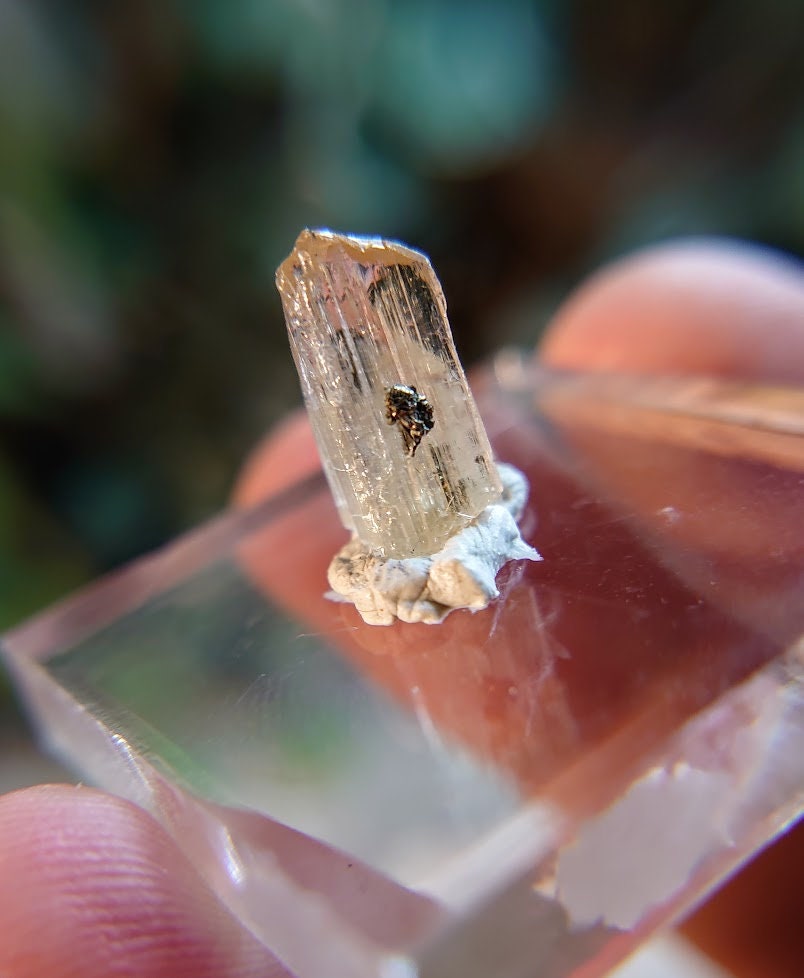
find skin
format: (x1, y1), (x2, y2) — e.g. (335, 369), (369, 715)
(1, 238), (802, 977)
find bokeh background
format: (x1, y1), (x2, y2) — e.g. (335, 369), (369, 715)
(0, 1), (802, 970)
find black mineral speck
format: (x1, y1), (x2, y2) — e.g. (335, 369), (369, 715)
(385, 384), (434, 457)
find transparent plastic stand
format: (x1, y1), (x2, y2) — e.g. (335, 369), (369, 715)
(4, 358), (804, 978)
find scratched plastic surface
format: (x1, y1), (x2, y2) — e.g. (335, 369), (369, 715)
(4, 358), (804, 978)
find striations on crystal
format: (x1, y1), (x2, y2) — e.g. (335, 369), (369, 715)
(277, 229), (503, 558)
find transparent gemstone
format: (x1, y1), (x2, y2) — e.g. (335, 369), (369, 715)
(277, 229), (502, 558)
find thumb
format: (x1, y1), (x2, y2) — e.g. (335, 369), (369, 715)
(0, 785), (286, 978)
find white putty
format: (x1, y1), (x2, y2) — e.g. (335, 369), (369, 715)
(327, 463), (541, 626)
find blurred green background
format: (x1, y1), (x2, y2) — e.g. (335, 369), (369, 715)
(0, 0), (802, 776)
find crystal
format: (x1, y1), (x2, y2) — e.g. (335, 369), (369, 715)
(276, 229), (503, 559)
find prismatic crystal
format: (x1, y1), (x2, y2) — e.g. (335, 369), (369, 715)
(277, 229), (503, 559)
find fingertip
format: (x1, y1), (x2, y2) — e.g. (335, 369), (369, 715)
(540, 238), (804, 383)
(0, 785), (284, 978)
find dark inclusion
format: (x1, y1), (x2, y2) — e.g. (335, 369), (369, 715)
(385, 384), (434, 457)
(367, 265), (446, 359)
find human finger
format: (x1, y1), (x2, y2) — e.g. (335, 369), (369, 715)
(0, 785), (287, 978)
(531, 241), (804, 635)
(539, 238), (804, 382)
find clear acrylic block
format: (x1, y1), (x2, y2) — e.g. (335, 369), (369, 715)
(3, 359), (804, 978)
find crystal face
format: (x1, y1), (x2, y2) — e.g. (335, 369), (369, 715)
(277, 229), (502, 558)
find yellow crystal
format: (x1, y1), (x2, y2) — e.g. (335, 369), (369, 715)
(277, 229), (502, 558)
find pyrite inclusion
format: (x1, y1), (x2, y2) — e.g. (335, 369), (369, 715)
(277, 229), (502, 559)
